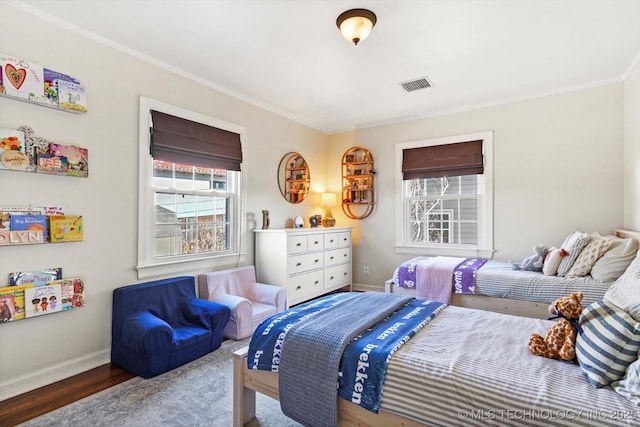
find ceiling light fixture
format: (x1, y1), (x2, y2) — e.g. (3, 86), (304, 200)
(336, 8), (377, 46)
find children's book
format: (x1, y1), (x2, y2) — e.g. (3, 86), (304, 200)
(42, 68), (80, 106)
(9, 268), (62, 286)
(0, 293), (16, 322)
(56, 80), (87, 113)
(0, 284), (33, 322)
(46, 277), (84, 310)
(0, 127), (30, 172)
(24, 284), (63, 318)
(0, 54), (45, 102)
(36, 152), (68, 175)
(10, 214), (48, 239)
(49, 143), (88, 177)
(48, 216), (83, 242)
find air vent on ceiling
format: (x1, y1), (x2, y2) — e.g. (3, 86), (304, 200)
(399, 76), (432, 92)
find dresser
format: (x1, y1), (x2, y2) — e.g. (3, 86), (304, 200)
(254, 227), (352, 306)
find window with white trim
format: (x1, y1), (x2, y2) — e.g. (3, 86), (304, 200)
(395, 131), (494, 258)
(137, 97), (246, 278)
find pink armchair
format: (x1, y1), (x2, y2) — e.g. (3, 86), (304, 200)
(197, 265), (286, 340)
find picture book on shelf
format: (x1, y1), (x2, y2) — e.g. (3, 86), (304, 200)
(36, 152), (68, 175)
(0, 284), (33, 322)
(56, 79), (87, 113)
(9, 214), (48, 238)
(0, 54), (45, 102)
(0, 127), (30, 172)
(9, 268), (63, 287)
(24, 284), (63, 318)
(48, 216), (83, 242)
(48, 143), (88, 177)
(42, 68), (80, 106)
(47, 277), (85, 310)
(0, 293), (16, 322)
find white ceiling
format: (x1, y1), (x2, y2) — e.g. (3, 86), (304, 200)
(7, 0), (640, 134)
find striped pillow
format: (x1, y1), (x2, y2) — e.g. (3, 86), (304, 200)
(556, 230), (591, 277)
(576, 300), (640, 387)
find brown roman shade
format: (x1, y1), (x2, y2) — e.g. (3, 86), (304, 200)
(402, 139), (483, 180)
(150, 110), (243, 171)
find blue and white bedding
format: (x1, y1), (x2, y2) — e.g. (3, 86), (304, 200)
(392, 258), (612, 306)
(248, 292), (446, 423)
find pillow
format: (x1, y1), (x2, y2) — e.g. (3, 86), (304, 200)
(591, 237), (638, 282)
(565, 234), (613, 278)
(604, 250), (640, 321)
(611, 357), (640, 405)
(575, 300), (640, 388)
(542, 247), (566, 276)
(556, 230), (591, 277)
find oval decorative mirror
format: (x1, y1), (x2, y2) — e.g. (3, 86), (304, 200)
(277, 152), (310, 204)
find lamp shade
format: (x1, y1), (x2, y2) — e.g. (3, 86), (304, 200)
(336, 9), (377, 45)
(320, 192), (337, 207)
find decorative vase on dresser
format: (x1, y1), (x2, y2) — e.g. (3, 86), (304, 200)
(254, 227), (352, 307)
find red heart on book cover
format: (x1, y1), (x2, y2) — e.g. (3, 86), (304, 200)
(5, 64), (27, 90)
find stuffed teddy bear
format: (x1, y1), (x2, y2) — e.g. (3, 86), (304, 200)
(528, 292), (584, 361)
(510, 245), (549, 271)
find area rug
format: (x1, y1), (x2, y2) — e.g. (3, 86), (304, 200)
(18, 339), (302, 427)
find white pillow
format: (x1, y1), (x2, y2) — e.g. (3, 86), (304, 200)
(556, 230), (591, 277)
(542, 248), (566, 276)
(611, 358), (640, 405)
(604, 249), (640, 321)
(566, 234), (612, 278)
(591, 237), (638, 283)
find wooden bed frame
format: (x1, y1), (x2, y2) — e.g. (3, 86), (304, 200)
(386, 229), (640, 319)
(232, 346), (425, 427)
(233, 228), (640, 426)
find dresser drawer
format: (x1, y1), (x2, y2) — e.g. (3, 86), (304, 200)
(289, 235), (308, 254)
(324, 263), (351, 289)
(338, 232), (351, 248)
(324, 247), (351, 267)
(288, 252), (323, 274)
(287, 270), (323, 303)
(307, 234), (324, 251)
(324, 232), (340, 249)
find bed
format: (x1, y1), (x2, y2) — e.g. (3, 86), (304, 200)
(233, 263), (640, 427)
(385, 229), (640, 319)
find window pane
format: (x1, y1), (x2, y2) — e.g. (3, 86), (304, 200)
(153, 190), (230, 257)
(405, 175), (479, 246)
(153, 160), (227, 191)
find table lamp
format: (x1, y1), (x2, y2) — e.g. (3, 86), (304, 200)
(321, 192), (337, 227)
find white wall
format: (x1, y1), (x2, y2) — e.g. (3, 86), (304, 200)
(624, 57), (640, 230)
(0, 4), (327, 399)
(330, 84), (625, 288)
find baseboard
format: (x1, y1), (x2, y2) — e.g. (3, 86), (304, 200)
(352, 282), (384, 293)
(0, 348), (111, 401)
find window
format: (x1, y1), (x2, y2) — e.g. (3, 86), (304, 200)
(137, 97), (246, 278)
(395, 131), (494, 258)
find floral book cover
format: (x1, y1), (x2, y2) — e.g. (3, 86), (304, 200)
(49, 143), (88, 177)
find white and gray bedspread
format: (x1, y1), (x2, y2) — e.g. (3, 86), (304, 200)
(381, 305), (638, 426)
(393, 259), (611, 306)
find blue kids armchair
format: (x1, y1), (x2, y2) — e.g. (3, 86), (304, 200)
(111, 276), (231, 378)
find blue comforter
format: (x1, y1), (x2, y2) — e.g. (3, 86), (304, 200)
(248, 292), (446, 415)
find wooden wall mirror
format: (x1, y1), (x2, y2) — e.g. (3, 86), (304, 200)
(277, 152), (310, 204)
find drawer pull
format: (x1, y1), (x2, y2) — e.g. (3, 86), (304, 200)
(296, 262), (302, 267)
(330, 276), (334, 280)
(330, 239), (335, 243)
(296, 243), (302, 247)
(343, 272), (348, 276)
(296, 285), (302, 290)
(314, 259), (320, 263)
(343, 253), (347, 257)
(314, 280), (319, 285)
(330, 256), (334, 260)
(314, 240), (319, 245)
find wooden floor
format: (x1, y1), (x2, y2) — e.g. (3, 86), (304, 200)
(0, 364), (134, 427)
